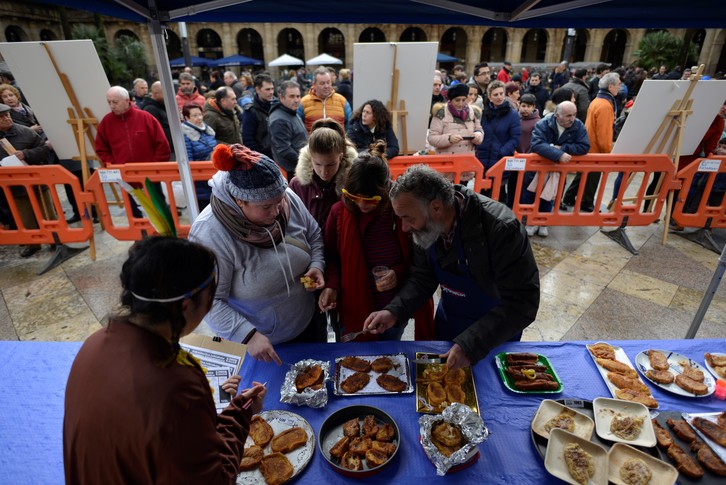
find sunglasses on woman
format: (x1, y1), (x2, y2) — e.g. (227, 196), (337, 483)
(342, 188), (381, 206)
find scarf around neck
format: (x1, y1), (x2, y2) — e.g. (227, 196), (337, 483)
(448, 101), (470, 122)
(597, 89), (617, 115)
(210, 194), (290, 248)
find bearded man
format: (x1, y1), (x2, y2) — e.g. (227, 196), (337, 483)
(175, 72), (205, 113)
(363, 164), (540, 370)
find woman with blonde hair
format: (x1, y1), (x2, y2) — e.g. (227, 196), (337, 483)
(289, 118), (357, 234)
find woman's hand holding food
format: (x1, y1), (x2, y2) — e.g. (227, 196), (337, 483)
(301, 267), (325, 291)
(247, 332), (282, 365)
(319, 288), (337, 311)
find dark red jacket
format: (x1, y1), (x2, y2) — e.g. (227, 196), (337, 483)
(95, 104), (171, 166)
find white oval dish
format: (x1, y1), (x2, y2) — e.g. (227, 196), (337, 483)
(635, 349), (715, 397)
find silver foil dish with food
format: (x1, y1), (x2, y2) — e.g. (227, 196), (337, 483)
(419, 402), (489, 475)
(279, 359), (330, 408)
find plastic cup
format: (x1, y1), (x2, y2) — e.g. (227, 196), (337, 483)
(372, 266), (390, 292)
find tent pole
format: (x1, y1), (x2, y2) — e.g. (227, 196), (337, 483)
(685, 242), (726, 339)
(147, 18), (200, 222)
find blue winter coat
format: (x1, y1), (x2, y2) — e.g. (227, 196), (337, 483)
(475, 101), (521, 171)
(530, 113), (590, 162)
(181, 121), (216, 161)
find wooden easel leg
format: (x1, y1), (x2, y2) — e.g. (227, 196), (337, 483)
(70, 112), (96, 260)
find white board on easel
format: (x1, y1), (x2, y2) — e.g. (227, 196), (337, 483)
(613, 79), (726, 155)
(0, 40), (110, 160)
(353, 42), (438, 154)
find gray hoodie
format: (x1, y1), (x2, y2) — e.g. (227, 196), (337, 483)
(188, 171), (324, 343)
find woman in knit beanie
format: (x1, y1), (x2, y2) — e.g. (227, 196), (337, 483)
(189, 144), (326, 365)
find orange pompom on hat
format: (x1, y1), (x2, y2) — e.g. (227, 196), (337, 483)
(212, 144), (287, 202)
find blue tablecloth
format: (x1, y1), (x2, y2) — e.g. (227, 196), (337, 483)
(1, 339), (724, 484)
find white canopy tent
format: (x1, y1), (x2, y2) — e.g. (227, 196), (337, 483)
(268, 54), (304, 67)
(306, 53), (342, 66)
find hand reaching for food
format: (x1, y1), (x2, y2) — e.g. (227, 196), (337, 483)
(441, 344), (471, 371)
(247, 332), (282, 365)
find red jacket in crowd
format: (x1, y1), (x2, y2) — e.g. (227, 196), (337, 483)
(95, 104), (171, 166)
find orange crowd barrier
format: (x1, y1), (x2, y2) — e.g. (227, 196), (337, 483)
(0, 165), (94, 273)
(485, 153), (680, 254)
(388, 154), (488, 193)
(671, 156), (726, 253)
(84, 161), (216, 240)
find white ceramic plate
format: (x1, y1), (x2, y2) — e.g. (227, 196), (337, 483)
(608, 443), (678, 485)
(531, 399), (595, 440)
(586, 342), (657, 408)
(703, 352), (726, 381)
(592, 397), (656, 448)
(635, 349), (715, 397)
(682, 412), (726, 463)
(237, 410), (315, 485)
(545, 428), (608, 485)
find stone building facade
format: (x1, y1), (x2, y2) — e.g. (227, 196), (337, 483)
(3, 1), (725, 76)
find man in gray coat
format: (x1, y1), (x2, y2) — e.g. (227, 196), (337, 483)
(269, 81), (307, 180)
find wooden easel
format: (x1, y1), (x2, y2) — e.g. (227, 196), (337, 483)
(614, 64), (703, 246)
(42, 43), (123, 260)
(386, 45), (410, 154)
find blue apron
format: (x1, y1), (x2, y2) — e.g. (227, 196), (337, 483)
(429, 206), (521, 342)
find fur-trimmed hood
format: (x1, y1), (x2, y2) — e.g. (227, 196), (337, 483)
(294, 144), (358, 194)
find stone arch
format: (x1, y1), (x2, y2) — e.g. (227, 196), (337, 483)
(521, 29), (548, 63)
(277, 28), (305, 60)
(114, 29), (139, 43)
(481, 28), (507, 62)
(40, 29), (58, 41)
(5, 25), (28, 43)
(196, 28), (223, 60)
(318, 28), (345, 65)
(440, 27), (467, 64)
(400, 27), (427, 42)
(601, 29), (628, 67)
(359, 27), (386, 43)
(165, 30), (182, 60)
(561, 29), (589, 63)
(237, 28), (264, 63)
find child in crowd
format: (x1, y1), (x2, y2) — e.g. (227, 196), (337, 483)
(517, 94), (540, 153)
(518, 94), (550, 237)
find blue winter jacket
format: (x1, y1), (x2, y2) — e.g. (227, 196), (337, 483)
(475, 101), (521, 171)
(530, 114), (590, 162)
(181, 121), (216, 161)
